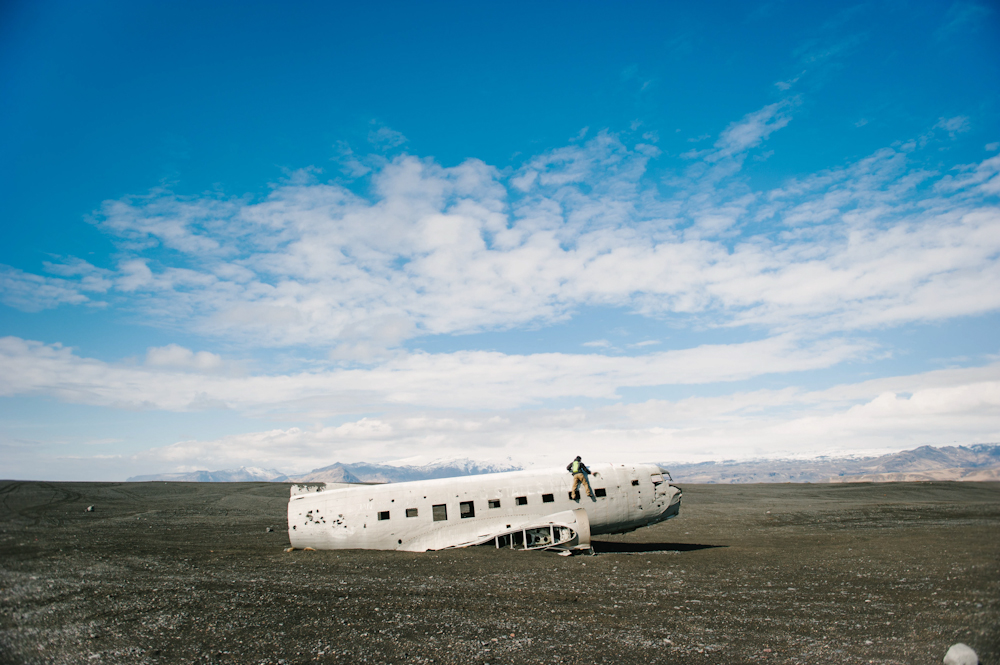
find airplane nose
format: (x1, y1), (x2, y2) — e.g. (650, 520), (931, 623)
(659, 483), (681, 506)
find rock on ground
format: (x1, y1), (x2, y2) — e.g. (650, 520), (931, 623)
(944, 642), (979, 665)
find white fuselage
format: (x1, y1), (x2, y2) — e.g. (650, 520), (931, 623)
(287, 463), (682, 552)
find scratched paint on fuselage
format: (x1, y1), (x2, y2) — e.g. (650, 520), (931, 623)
(287, 463), (682, 552)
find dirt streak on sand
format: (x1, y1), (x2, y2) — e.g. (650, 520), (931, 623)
(1, 481), (997, 664)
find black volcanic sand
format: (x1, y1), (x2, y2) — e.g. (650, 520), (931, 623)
(1, 482), (997, 664)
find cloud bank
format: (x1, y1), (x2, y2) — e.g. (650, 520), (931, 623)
(127, 362), (1000, 473)
(3, 105), (996, 358)
(2, 101), (998, 475)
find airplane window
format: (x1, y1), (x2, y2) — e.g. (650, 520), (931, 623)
(406, 508), (418, 518)
(432, 504), (448, 521)
(542, 494), (554, 503)
(378, 511), (390, 521)
(631, 479), (640, 486)
(515, 496), (528, 506)
(488, 499), (501, 509)
(460, 501), (475, 518)
(651, 474), (663, 485)
(595, 488), (607, 497)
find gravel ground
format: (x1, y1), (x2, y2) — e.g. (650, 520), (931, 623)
(1, 480), (997, 665)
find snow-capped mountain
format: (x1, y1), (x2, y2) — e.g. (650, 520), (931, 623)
(125, 445), (999, 484)
(127, 466), (288, 482)
(127, 458), (522, 483)
(289, 457), (521, 483)
(660, 444), (1000, 484)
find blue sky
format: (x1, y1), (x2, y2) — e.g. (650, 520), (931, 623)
(2, 1), (999, 480)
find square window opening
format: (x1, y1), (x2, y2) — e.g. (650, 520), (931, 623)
(515, 496), (528, 506)
(631, 479), (640, 486)
(432, 504), (448, 521)
(542, 493), (554, 503)
(405, 508), (418, 518)
(488, 499), (501, 509)
(594, 488), (607, 497)
(378, 511), (390, 521)
(460, 501), (475, 519)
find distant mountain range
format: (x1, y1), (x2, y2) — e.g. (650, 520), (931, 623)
(127, 445), (999, 484)
(661, 444), (1000, 484)
(126, 458), (520, 483)
(127, 466), (290, 482)
(289, 458), (521, 483)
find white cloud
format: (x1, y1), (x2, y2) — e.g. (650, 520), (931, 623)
(127, 362), (1000, 472)
(93, 188), (237, 255)
(0, 265), (106, 312)
(4, 105), (999, 358)
(368, 123), (408, 149)
(934, 154), (1000, 196)
(333, 140), (372, 178)
(145, 344), (225, 372)
(0, 333), (869, 412)
(705, 102), (792, 162)
(41, 257), (114, 291)
(935, 115), (970, 138)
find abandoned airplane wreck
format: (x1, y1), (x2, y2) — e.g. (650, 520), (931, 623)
(287, 463), (682, 554)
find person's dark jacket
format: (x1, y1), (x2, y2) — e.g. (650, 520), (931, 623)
(566, 460), (591, 475)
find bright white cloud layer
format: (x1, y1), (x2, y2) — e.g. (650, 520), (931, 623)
(125, 362), (1000, 473)
(0, 333), (869, 412)
(5, 107), (998, 356)
(2, 101), (998, 478)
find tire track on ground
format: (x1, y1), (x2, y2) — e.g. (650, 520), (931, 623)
(1, 482), (82, 528)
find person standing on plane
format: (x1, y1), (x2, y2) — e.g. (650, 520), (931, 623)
(567, 456), (593, 500)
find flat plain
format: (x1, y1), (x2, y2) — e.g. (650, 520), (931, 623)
(1, 480), (997, 665)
